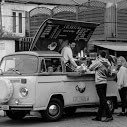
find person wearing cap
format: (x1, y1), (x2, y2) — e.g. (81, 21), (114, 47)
(61, 39), (79, 72)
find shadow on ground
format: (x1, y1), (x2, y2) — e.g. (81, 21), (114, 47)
(0, 111), (97, 125)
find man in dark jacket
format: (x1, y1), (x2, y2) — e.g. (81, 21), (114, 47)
(89, 50), (113, 122)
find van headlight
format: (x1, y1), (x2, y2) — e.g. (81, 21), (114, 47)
(20, 87), (28, 97)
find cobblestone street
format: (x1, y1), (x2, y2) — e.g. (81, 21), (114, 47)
(0, 108), (127, 127)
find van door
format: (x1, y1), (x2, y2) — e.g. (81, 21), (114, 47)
(35, 57), (64, 109)
(63, 73), (99, 107)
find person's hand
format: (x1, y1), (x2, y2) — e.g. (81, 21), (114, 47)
(118, 85), (122, 90)
(74, 58), (78, 61)
(76, 66), (81, 70)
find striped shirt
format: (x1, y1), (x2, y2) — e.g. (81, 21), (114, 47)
(89, 57), (111, 85)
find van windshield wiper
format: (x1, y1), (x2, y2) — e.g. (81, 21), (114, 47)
(6, 68), (22, 75)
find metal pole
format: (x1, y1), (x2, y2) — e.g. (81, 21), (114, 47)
(0, 0), (2, 38)
(115, 0), (117, 57)
(115, 1), (117, 40)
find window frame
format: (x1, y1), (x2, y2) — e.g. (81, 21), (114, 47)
(12, 11), (23, 34)
(19, 12), (22, 33)
(40, 57), (63, 73)
(0, 54), (39, 74)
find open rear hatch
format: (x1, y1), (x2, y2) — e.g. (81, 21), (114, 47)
(29, 18), (99, 53)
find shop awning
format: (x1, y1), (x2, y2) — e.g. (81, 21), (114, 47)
(90, 41), (127, 51)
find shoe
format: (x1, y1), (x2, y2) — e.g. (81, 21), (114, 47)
(102, 117), (113, 122)
(117, 112), (126, 116)
(92, 117), (101, 121)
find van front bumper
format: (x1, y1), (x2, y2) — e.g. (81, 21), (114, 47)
(0, 105), (33, 110)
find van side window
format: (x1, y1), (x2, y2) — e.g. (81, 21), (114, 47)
(45, 58), (62, 72)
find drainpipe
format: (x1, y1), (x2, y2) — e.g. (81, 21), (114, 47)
(0, 0), (2, 38)
(115, 0), (117, 57)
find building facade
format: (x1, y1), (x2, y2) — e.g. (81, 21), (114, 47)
(0, 0), (127, 59)
(0, 0), (127, 40)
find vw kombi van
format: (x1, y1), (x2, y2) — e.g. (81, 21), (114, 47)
(0, 19), (120, 121)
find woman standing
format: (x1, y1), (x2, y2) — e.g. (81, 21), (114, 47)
(116, 56), (127, 116)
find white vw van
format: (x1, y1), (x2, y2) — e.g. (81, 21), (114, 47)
(0, 19), (120, 121)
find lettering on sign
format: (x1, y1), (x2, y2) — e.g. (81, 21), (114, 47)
(0, 43), (5, 50)
(10, 79), (20, 83)
(73, 96), (89, 103)
(40, 24), (91, 41)
(41, 24), (53, 38)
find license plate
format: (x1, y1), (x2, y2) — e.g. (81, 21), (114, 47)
(1, 105), (9, 110)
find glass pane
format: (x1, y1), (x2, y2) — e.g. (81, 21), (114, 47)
(45, 58), (62, 72)
(12, 12), (16, 33)
(0, 55), (38, 74)
(19, 13), (22, 33)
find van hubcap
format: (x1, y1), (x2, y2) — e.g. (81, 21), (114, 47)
(48, 105), (59, 116)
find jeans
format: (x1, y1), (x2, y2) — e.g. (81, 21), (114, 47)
(119, 87), (127, 112)
(96, 83), (112, 118)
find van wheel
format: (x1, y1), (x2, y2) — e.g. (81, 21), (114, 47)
(41, 98), (63, 121)
(64, 107), (77, 116)
(6, 110), (27, 120)
(107, 99), (115, 114)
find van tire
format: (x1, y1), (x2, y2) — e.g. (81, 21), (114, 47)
(6, 110), (27, 120)
(41, 98), (63, 121)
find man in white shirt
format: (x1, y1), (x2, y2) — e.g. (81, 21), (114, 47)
(61, 39), (78, 71)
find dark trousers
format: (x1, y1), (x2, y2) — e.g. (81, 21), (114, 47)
(119, 87), (127, 112)
(96, 83), (112, 118)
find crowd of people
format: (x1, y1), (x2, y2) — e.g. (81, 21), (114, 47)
(60, 39), (127, 122)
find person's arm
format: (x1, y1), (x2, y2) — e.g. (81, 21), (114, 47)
(117, 67), (124, 89)
(67, 48), (78, 68)
(89, 60), (100, 71)
(70, 59), (78, 68)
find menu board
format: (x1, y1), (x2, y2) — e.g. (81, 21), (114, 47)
(40, 23), (92, 41)
(30, 19), (99, 51)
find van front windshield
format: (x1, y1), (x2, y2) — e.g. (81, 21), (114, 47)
(0, 55), (38, 74)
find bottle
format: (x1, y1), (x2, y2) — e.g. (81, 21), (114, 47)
(78, 53), (80, 58)
(81, 50), (83, 58)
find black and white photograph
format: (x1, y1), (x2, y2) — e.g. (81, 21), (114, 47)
(0, 0), (127, 127)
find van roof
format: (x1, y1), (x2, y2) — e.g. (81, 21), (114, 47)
(6, 51), (62, 57)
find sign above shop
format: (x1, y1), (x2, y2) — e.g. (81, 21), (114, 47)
(40, 22), (93, 41)
(29, 18), (99, 51)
